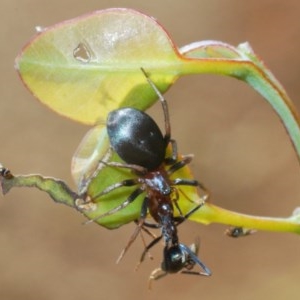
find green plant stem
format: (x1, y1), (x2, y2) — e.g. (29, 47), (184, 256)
(1, 174), (77, 208)
(192, 202), (300, 234)
(2, 172), (300, 234)
(176, 57), (300, 162)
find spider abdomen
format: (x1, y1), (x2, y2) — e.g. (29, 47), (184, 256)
(107, 107), (166, 170)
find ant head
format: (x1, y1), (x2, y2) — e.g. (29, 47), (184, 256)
(161, 243), (212, 276)
(161, 244), (187, 273)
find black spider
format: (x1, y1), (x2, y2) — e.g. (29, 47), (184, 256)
(86, 68), (210, 270)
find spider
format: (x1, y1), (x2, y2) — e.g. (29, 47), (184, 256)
(85, 68), (210, 261)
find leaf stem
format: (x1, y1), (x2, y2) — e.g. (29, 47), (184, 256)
(1, 173), (77, 208)
(192, 202), (300, 234)
(178, 57), (300, 162)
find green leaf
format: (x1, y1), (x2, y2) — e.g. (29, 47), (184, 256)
(71, 124), (110, 189)
(17, 9), (300, 159)
(16, 8), (180, 125)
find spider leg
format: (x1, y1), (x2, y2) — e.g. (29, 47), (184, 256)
(137, 234), (163, 269)
(173, 201), (205, 226)
(142, 220), (161, 229)
(164, 139), (178, 164)
(141, 68), (171, 144)
(84, 187), (144, 224)
(133, 221), (162, 270)
(102, 160), (147, 174)
(91, 178), (140, 200)
(183, 201), (205, 219)
(166, 154), (210, 199)
(138, 221), (158, 238)
(172, 178), (210, 200)
(170, 176), (209, 217)
(166, 155), (194, 175)
(169, 187), (184, 216)
(137, 225), (157, 261)
(116, 196), (150, 263)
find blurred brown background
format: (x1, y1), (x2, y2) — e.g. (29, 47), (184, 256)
(1, 1), (300, 299)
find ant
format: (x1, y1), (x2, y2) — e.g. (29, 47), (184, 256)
(84, 68), (211, 274)
(137, 198), (211, 288)
(225, 226), (256, 238)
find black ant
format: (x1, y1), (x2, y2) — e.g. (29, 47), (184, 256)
(137, 197), (211, 288)
(84, 68), (211, 277)
(225, 226), (256, 238)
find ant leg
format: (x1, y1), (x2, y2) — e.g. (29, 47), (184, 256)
(181, 270), (211, 276)
(84, 187), (144, 224)
(102, 160), (147, 174)
(187, 237), (200, 260)
(141, 68), (171, 143)
(178, 244), (212, 276)
(148, 268), (168, 289)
